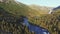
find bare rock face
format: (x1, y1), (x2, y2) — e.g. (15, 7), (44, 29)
(0, 0), (14, 3)
(0, 0), (3, 2)
(0, 0), (7, 2)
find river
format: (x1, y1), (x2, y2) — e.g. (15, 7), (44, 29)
(23, 17), (50, 34)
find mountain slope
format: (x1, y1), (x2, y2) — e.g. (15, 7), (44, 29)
(0, 4), (33, 34)
(0, 0), (40, 34)
(29, 5), (50, 14)
(0, 1), (42, 17)
(1, 0), (60, 34)
(51, 6), (60, 14)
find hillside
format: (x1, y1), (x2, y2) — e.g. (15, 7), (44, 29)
(0, 0), (60, 34)
(0, 0), (40, 34)
(29, 5), (50, 14)
(0, 2), (33, 34)
(28, 5), (60, 34)
(0, 0), (43, 17)
(51, 6), (60, 14)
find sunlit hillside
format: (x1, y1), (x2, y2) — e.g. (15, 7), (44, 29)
(29, 5), (50, 14)
(0, 0), (43, 17)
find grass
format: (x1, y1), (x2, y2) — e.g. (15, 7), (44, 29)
(0, 0), (60, 34)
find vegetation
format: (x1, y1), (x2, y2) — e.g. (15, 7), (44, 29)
(0, 0), (60, 34)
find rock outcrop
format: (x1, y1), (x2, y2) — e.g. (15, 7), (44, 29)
(0, 0), (14, 3)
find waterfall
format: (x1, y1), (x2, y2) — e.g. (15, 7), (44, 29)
(49, 7), (57, 14)
(49, 8), (53, 14)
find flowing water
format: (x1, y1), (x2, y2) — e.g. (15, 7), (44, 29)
(23, 17), (50, 34)
(49, 9), (53, 14)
